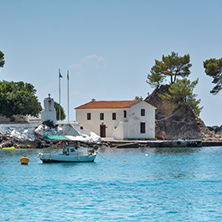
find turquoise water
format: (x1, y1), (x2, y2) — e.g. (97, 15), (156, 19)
(1, 147), (222, 221)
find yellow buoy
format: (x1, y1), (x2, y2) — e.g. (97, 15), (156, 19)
(20, 156), (29, 165)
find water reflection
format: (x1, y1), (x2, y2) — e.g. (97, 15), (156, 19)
(152, 147), (201, 155)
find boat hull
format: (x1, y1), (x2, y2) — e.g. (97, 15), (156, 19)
(38, 153), (97, 163)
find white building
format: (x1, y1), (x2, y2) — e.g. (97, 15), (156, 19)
(41, 94), (56, 125)
(75, 100), (156, 140)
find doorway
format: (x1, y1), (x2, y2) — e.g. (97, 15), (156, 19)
(100, 125), (106, 137)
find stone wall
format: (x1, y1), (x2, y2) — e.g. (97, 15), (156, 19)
(0, 115), (28, 124)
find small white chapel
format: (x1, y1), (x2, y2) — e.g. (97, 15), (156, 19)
(41, 94), (56, 125)
(75, 99), (156, 140)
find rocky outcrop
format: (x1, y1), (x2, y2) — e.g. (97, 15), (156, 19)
(146, 85), (174, 119)
(145, 85), (222, 141)
(155, 104), (216, 140)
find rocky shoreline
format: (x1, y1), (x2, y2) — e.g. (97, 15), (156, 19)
(1, 119), (222, 149)
(0, 123), (101, 149)
(1, 120), (222, 150)
(1, 133), (222, 149)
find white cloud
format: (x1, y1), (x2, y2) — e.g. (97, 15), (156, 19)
(70, 55), (105, 70)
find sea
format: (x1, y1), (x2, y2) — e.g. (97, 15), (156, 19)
(1, 146), (222, 221)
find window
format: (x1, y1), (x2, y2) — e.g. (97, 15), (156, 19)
(48, 100), (52, 111)
(100, 113), (104, 120)
(141, 109), (145, 116)
(140, 122), (145, 134)
(87, 113), (91, 120)
(124, 110), (127, 118)
(112, 113), (116, 120)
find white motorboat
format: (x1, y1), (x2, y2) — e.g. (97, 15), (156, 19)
(37, 135), (98, 163)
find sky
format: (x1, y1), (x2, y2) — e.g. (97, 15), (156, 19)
(0, 0), (222, 126)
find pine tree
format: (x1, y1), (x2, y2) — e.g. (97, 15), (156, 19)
(147, 52), (192, 88)
(203, 58), (222, 94)
(0, 51), (5, 68)
(159, 78), (203, 116)
(146, 60), (165, 89)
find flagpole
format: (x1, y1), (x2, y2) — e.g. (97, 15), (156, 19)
(59, 68), (61, 121)
(67, 70), (69, 123)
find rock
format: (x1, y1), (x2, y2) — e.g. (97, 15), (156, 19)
(145, 85), (174, 119)
(0, 123), (101, 148)
(14, 139), (42, 149)
(155, 104), (213, 140)
(145, 85), (220, 141)
(207, 125), (222, 134)
(0, 139), (15, 149)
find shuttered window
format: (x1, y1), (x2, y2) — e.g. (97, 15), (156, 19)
(87, 113), (91, 120)
(141, 109), (145, 116)
(124, 110), (127, 118)
(140, 122), (145, 134)
(100, 113), (104, 120)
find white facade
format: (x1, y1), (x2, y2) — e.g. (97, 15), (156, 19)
(41, 94), (56, 125)
(75, 100), (156, 140)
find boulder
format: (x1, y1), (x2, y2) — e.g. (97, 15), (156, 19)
(14, 139), (42, 149)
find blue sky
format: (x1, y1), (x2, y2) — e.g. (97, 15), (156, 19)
(0, 0), (222, 126)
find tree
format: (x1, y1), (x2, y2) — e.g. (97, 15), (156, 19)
(0, 81), (42, 120)
(203, 58), (222, 94)
(54, 101), (66, 120)
(146, 60), (165, 89)
(43, 120), (56, 128)
(147, 52), (192, 88)
(135, 96), (143, 100)
(163, 52), (192, 83)
(159, 78), (203, 116)
(0, 50), (5, 68)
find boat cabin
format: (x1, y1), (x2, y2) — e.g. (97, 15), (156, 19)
(63, 142), (79, 155)
(63, 147), (77, 155)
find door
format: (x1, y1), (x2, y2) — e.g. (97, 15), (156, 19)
(100, 125), (106, 137)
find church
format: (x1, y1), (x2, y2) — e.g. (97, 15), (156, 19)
(75, 99), (156, 140)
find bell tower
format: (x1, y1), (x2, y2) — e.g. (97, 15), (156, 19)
(41, 94), (56, 125)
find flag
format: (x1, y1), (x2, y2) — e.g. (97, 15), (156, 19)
(59, 72), (63, 78)
(67, 73), (69, 80)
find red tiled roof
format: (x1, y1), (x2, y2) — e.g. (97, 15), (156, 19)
(75, 100), (141, 109)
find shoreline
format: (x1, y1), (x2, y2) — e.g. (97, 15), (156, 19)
(1, 138), (222, 149)
(100, 139), (203, 148)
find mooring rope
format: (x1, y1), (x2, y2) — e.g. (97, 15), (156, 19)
(97, 153), (111, 162)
